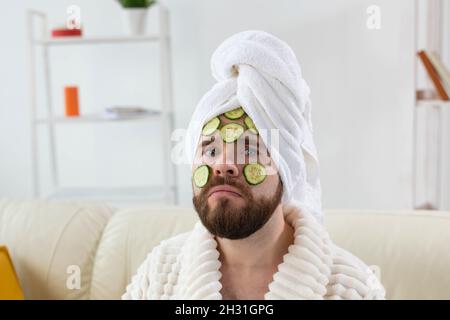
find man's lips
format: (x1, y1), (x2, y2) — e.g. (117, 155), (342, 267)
(207, 185), (242, 198)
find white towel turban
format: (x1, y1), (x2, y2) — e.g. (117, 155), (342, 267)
(185, 30), (323, 223)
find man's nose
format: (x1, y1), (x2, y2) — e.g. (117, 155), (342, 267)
(212, 146), (239, 177)
(212, 162), (239, 177)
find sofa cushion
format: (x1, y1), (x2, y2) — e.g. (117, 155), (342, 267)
(0, 198), (114, 299)
(90, 206), (197, 299)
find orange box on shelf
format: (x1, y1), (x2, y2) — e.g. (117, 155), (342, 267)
(64, 86), (80, 117)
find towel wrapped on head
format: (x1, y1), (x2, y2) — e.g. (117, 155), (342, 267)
(185, 30), (323, 223)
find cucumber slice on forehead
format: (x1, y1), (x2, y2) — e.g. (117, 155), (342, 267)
(244, 116), (258, 134)
(220, 123), (245, 143)
(202, 117), (220, 136)
(193, 165), (210, 188)
(243, 163), (266, 185)
(224, 107), (245, 120)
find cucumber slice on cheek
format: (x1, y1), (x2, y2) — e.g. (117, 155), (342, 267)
(243, 163), (266, 185)
(220, 123), (244, 143)
(201, 117), (220, 136)
(193, 165), (210, 188)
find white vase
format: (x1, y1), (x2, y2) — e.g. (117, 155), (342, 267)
(122, 8), (148, 35)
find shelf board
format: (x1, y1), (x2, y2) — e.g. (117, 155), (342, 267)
(416, 99), (450, 107)
(35, 113), (162, 124)
(34, 35), (161, 46)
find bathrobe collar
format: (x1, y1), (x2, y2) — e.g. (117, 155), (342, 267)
(175, 205), (333, 300)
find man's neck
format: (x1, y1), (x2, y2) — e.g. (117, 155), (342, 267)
(215, 204), (294, 271)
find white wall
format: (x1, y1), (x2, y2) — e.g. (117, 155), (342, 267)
(0, 0), (416, 210)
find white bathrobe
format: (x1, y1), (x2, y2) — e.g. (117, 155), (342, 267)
(122, 205), (385, 300)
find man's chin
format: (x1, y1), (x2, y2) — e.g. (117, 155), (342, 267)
(207, 195), (245, 209)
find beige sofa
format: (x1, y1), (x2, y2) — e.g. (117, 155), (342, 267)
(1, 198), (449, 300)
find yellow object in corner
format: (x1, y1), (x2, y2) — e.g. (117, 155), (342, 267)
(0, 246), (24, 300)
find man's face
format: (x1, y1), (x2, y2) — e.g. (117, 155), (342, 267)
(192, 108), (283, 240)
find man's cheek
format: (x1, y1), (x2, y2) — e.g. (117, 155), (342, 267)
(264, 163), (278, 176)
(259, 155), (271, 167)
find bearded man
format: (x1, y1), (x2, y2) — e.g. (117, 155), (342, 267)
(122, 30), (385, 300)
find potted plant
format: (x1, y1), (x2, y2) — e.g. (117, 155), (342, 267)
(117, 0), (156, 35)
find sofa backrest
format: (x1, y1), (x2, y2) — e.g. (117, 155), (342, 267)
(326, 209), (450, 300)
(2, 198), (450, 300)
(94, 207), (450, 300)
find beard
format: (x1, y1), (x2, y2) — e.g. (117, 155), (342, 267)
(192, 175), (283, 240)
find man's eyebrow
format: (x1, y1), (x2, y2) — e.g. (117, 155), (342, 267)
(243, 136), (271, 155)
(201, 136), (215, 148)
(200, 135), (263, 148)
(243, 136), (259, 147)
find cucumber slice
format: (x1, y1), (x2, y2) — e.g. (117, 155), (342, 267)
(220, 123), (244, 143)
(202, 117), (220, 136)
(244, 116), (258, 134)
(193, 165), (210, 188)
(243, 163), (266, 185)
(224, 107), (245, 120)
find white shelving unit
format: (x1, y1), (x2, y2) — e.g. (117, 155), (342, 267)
(27, 5), (177, 206)
(413, 0), (449, 210)
(413, 100), (448, 210)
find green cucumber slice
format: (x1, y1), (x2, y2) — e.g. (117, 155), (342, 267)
(220, 123), (244, 143)
(224, 107), (245, 120)
(202, 117), (220, 136)
(243, 163), (266, 185)
(193, 165), (210, 188)
(244, 116), (258, 134)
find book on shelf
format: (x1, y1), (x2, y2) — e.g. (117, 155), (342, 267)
(417, 50), (449, 101)
(427, 51), (450, 95)
(102, 106), (161, 120)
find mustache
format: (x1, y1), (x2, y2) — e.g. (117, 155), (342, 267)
(199, 175), (252, 200)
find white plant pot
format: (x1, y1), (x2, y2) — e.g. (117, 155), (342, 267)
(122, 8), (148, 35)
